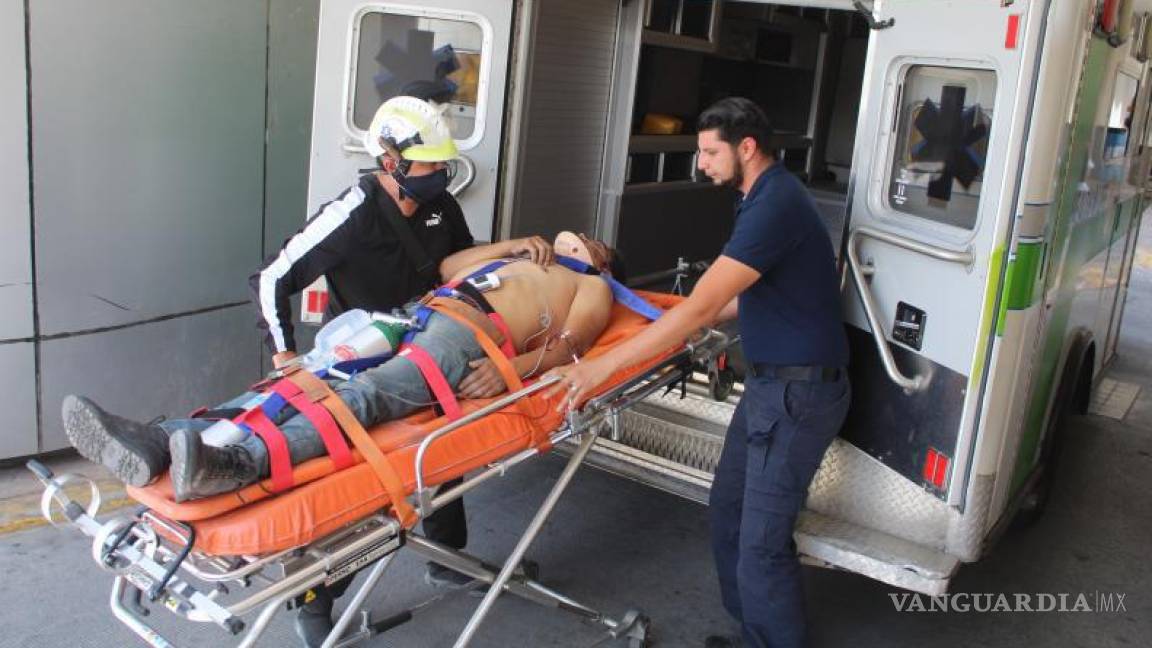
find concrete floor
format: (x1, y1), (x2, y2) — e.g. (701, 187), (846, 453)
(1, 220), (1150, 647)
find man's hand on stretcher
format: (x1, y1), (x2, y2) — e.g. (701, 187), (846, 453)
(546, 256), (756, 411)
(273, 350), (298, 369)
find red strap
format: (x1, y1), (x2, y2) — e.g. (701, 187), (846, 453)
(283, 369), (418, 527)
(240, 408), (294, 492)
(269, 380), (355, 471)
(399, 345), (463, 420)
(486, 313), (517, 358)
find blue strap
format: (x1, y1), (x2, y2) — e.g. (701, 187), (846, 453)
(402, 305), (435, 344)
(435, 258), (516, 298)
(467, 259), (516, 280)
(260, 393), (289, 420)
(555, 256), (663, 321)
(329, 354), (392, 376)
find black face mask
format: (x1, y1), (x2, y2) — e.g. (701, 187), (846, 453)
(395, 168), (449, 204)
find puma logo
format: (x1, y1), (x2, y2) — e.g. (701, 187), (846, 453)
(425, 213), (443, 227)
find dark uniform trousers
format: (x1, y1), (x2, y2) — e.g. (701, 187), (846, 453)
(422, 477), (468, 547)
(709, 372), (850, 648)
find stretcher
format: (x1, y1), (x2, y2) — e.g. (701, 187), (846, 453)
(29, 291), (732, 648)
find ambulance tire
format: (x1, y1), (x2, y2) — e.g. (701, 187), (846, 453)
(1016, 338), (1094, 527)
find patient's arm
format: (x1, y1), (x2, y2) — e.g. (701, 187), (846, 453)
(457, 278), (612, 399)
(439, 236), (554, 281)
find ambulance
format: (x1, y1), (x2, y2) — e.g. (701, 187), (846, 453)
(301, 0), (1152, 595)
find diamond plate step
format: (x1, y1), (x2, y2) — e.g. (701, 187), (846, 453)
(796, 511), (959, 596)
(568, 392), (731, 503)
(638, 389), (737, 425)
(569, 390), (960, 594)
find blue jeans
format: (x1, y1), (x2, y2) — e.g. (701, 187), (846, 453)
(161, 310), (486, 478)
(709, 372), (850, 648)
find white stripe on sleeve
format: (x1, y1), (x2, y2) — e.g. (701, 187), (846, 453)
(258, 186), (368, 352)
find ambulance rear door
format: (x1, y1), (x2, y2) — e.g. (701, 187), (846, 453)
(308, 0), (514, 241)
(841, 0), (1041, 509)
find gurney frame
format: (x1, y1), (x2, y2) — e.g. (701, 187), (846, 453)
(28, 329), (730, 648)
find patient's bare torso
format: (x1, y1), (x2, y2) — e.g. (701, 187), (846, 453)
(446, 260), (606, 352)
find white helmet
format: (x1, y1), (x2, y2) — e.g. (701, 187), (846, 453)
(363, 96), (458, 162)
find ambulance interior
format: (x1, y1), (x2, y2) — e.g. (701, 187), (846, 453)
(615, 3), (871, 277)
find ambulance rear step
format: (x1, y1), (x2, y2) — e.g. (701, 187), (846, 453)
(565, 389), (960, 596)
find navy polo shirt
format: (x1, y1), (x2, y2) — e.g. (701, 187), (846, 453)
(722, 165), (849, 368)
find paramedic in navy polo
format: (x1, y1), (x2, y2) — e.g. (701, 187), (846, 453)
(550, 96), (850, 648)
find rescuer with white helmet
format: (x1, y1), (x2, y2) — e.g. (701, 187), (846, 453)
(364, 95), (460, 204)
(248, 95), (552, 646)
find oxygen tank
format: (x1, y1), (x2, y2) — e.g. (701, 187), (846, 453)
(331, 317), (407, 361)
(201, 312), (415, 448)
(299, 309), (416, 369)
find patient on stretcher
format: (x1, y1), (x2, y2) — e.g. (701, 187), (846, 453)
(62, 235), (623, 502)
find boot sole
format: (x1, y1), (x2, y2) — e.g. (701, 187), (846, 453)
(168, 429), (193, 503)
(62, 395), (157, 487)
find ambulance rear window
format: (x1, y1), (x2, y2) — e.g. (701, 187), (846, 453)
(350, 11), (485, 141)
(887, 65), (996, 230)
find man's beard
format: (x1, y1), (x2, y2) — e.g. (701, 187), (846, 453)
(723, 165), (744, 190)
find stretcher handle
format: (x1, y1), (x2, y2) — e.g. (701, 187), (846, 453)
(27, 459), (94, 523)
(26, 458), (53, 481)
(371, 610), (413, 635)
(413, 376), (561, 505)
(148, 517), (197, 602)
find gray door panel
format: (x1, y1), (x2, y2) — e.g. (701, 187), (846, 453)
(39, 307), (260, 453)
(0, 344), (37, 458)
(504, 0), (620, 239)
(30, 1), (267, 335)
(0, 0), (32, 342)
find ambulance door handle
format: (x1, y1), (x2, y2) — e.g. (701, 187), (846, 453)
(449, 154), (476, 198)
(342, 139), (368, 155)
(846, 226), (974, 393)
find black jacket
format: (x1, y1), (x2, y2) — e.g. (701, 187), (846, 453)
(250, 175), (473, 353)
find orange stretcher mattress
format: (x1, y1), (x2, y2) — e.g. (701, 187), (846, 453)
(127, 292), (684, 555)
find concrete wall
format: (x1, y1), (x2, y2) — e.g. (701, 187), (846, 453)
(3, 0), (320, 456)
(0, 2), (38, 458)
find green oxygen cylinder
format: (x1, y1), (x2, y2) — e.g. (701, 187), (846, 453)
(331, 312), (412, 361)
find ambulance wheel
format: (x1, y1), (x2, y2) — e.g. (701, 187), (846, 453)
(1017, 342), (1092, 526)
(709, 367), (736, 401)
(1016, 410), (1070, 526)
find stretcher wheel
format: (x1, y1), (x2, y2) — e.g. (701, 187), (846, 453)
(708, 367), (736, 401)
(517, 559), (540, 581)
(614, 610), (650, 648)
(627, 615), (651, 648)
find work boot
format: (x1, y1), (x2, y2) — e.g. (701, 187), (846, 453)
(294, 588), (335, 648)
(704, 635), (743, 648)
(169, 428), (259, 502)
(62, 395), (171, 487)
